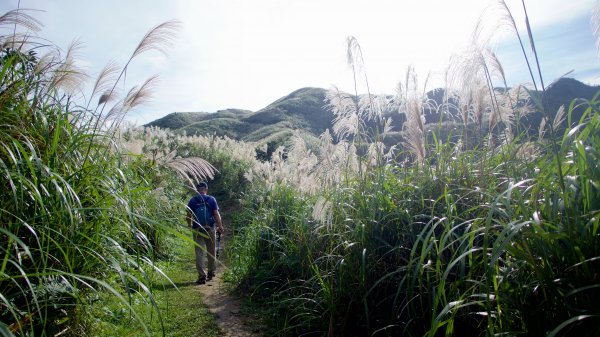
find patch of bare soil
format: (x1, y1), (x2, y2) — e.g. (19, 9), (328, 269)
(196, 229), (264, 337)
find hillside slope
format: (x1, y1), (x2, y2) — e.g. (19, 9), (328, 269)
(146, 78), (600, 146)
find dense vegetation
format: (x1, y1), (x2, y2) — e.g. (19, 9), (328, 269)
(219, 10), (600, 337)
(0, 11), (232, 336)
(2, 2), (600, 337)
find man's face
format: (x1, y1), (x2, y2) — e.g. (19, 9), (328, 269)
(199, 187), (207, 193)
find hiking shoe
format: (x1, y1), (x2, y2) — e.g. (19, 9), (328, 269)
(196, 277), (206, 285)
(207, 271), (215, 281)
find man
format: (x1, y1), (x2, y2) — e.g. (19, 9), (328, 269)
(187, 181), (224, 285)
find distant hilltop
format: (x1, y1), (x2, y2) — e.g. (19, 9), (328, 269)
(147, 78), (600, 148)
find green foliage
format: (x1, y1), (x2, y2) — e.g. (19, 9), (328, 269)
(225, 91), (600, 336)
(498, 93), (600, 336)
(87, 241), (221, 337)
(182, 118), (256, 139)
(0, 25), (190, 336)
(148, 109), (253, 130)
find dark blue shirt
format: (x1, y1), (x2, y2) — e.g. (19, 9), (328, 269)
(188, 194), (219, 228)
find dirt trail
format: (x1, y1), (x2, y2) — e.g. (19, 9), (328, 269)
(196, 229), (264, 337)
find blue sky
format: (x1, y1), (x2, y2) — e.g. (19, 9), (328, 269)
(1, 0), (598, 125)
(495, 9), (600, 87)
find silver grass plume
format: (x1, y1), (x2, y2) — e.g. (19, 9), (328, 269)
(92, 60), (121, 106)
(131, 21), (180, 59)
(123, 75), (159, 111)
(399, 66), (427, 165)
(516, 141), (539, 161)
(105, 75), (159, 124)
(312, 196), (333, 229)
(490, 85), (533, 134)
(49, 39), (89, 93)
(33, 51), (56, 78)
(447, 46), (507, 95)
(538, 116), (548, 141)
(384, 144), (398, 163)
(97, 20), (180, 124)
(166, 157), (217, 187)
(115, 126), (222, 187)
(0, 9), (42, 48)
(473, 0), (520, 53)
(382, 117), (394, 139)
(326, 86), (360, 141)
(358, 93), (389, 124)
(316, 130), (341, 187)
(447, 45), (514, 146)
(367, 141), (386, 167)
(286, 133), (319, 191)
(314, 129), (359, 189)
(403, 98), (427, 165)
(346, 36), (369, 96)
(471, 81), (489, 128)
(0, 9), (42, 33)
(552, 105), (566, 131)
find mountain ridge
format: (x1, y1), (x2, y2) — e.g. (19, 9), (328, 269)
(147, 78), (600, 147)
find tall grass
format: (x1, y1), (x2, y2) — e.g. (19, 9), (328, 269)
(0, 9), (219, 336)
(227, 89), (600, 337)
(223, 1), (600, 336)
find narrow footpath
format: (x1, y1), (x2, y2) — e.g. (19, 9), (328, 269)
(196, 227), (264, 337)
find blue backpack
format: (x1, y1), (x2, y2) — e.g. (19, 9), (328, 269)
(194, 196), (212, 227)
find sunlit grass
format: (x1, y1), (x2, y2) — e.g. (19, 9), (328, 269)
(88, 240), (221, 337)
(221, 2), (600, 336)
(3, 2), (600, 336)
(0, 7), (222, 337)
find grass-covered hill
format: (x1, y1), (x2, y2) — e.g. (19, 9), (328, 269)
(147, 78), (600, 145)
(147, 87), (333, 146)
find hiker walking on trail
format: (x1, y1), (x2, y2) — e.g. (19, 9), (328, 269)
(187, 181), (224, 285)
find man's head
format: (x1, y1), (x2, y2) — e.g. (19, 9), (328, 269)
(197, 181), (208, 193)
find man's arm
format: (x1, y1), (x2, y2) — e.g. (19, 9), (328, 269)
(213, 209), (224, 234)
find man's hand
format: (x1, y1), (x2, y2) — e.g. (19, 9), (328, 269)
(217, 226), (224, 235)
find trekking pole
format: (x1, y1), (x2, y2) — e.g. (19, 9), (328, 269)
(216, 231), (221, 258)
